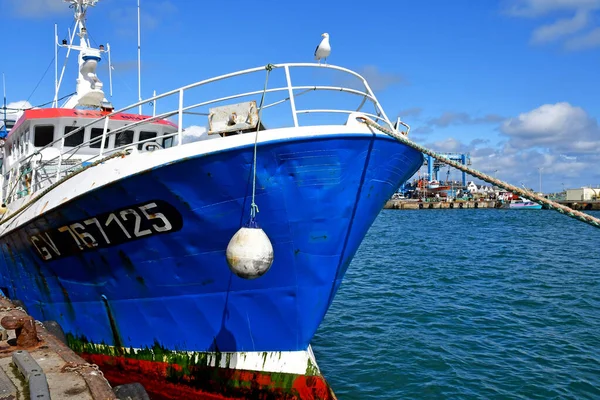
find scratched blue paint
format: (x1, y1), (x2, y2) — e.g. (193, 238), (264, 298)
(0, 134), (422, 352)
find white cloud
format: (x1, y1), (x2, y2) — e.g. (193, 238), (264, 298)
(415, 102), (600, 191)
(501, 102), (599, 153)
(412, 126), (433, 135)
(564, 26), (600, 50)
(506, 0), (600, 50)
(421, 136), (600, 192)
(502, 103), (590, 136)
(8, 0), (69, 18)
(109, 1), (178, 36)
(506, 0), (600, 17)
(412, 111), (504, 134)
(4, 100), (33, 121)
(429, 112), (504, 127)
(397, 107), (422, 118)
(425, 137), (470, 153)
(530, 10), (590, 43)
(356, 66), (406, 91)
(182, 125), (212, 144)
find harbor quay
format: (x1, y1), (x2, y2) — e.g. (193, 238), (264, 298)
(0, 297), (132, 400)
(384, 199), (497, 210)
(384, 199), (600, 211)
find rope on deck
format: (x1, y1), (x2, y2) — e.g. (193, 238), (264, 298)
(358, 116), (600, 230)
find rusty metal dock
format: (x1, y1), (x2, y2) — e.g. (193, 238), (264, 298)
(0, 297), (147, 400)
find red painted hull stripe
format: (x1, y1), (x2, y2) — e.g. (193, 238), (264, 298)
(82, 353), (336, 400)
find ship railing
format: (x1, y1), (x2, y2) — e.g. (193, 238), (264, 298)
(14, 63), (397, 202)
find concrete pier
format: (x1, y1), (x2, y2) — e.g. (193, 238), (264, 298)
(384, 199), (600, 211)
(0, 297), (125, 400)
(384, 200), (497, 210)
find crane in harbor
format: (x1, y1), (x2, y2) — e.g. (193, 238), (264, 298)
(397, 152), (471, 196)
(424, 152), (471, 187)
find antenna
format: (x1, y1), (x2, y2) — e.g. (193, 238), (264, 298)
(56, 0), (107, 109)
(54, 24), (58, 107)
(2, 73), (6, 138)
(56, 26), (78, 105)
(152, 89), (156, 117)
(137, 0), (142, 115)
(107, 43), (113, 97)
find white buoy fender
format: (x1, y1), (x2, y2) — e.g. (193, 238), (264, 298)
(226, 226), (274, 279)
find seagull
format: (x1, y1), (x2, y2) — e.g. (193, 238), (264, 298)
(314, 33), (331, 65)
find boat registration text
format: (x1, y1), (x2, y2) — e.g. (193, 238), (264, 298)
(29, 200), (183, 261)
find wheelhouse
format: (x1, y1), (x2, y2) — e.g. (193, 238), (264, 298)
(1, 109), (177, 203)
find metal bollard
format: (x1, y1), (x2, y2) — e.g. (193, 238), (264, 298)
(1, 314), (38, 348)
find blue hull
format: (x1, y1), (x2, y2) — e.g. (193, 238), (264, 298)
(0, 133), (422, 353)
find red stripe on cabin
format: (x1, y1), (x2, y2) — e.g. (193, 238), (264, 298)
(9, 108), (177, 136)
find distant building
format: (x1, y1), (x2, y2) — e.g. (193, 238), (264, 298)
(566, 187), (600, 201)
(466, 181), (478, 193)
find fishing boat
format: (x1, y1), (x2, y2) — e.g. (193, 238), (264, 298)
(0, 1), (423, 399)
(502, 198), (542, 210)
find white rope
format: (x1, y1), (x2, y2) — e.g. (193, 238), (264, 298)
(249, 64), (273, 223)
(358, 116), (600, 230)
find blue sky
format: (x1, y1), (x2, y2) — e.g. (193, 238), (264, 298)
(1, 0), (599, 192)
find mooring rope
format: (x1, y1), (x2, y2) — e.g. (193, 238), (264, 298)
(358, 116), (600, 230)
(249, 64), (273, 223)
(0, 151), (128, 228)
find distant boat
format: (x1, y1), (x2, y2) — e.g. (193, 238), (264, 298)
(503, 198), (542, 210)
(427, 180), (440, 189)
(426, 180), (451, 196)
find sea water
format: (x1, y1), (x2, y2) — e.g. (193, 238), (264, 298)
(314, 209), (600, 399)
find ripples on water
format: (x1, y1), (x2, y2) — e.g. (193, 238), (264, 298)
(313, 209), (600, 399)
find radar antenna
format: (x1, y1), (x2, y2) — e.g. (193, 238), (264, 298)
(54, 0), (112, 109)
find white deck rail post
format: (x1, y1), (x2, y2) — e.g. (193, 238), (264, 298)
(361, 78), (391, 126)
(55, 138), (65, 181)
(99, 116), (110, 157)
(30, 158), (37, 195)
(284, 65), (299, 128)
(7, 169), (13, 204)
(178, 89), (184, 146)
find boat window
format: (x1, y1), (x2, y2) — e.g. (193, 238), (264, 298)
(115, 130), (134, 148)
(137, 131), (157, 150)
(64, 126), (84, 147)
(90, 128), (109, 149)
(163, 136), (174, 148)
(34, 125), (54, 147)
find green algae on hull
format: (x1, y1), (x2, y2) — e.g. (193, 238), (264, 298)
(67, 333), (321, 385)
